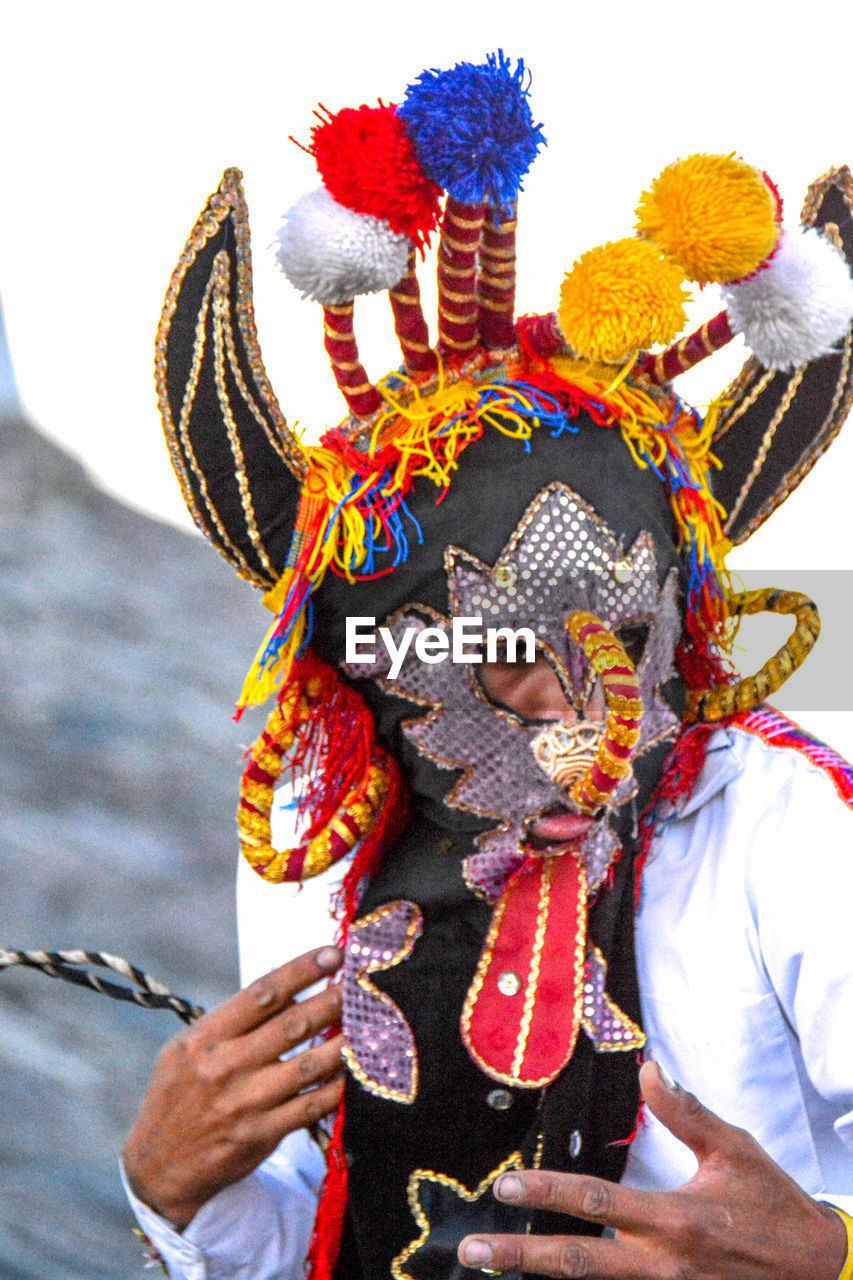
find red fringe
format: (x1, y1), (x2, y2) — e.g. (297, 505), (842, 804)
(634, 721), (718, 910)
(306, 1105), (349, 1280)
(304, 736), (409, 1280)
(285, 653), (377, 841)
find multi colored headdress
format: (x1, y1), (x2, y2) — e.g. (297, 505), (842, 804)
(155, 55), (853, 1279)
(156, 53), (852, 887)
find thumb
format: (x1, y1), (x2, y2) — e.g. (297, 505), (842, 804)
(640, 1060), (738, 1165)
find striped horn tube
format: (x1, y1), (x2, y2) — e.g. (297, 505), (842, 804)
(687, 588), (820, 723)
(636, 309), (735, 384)
(388, 246), (438, 375)
(436, 196), (485, 356)
(322, 303), (382, 418)
(566, 611), (643, 814)
(478, 206), (518, 351)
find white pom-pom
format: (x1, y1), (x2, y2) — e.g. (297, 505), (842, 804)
(274, 187), (410, 305)
(723, 226), (853, 370)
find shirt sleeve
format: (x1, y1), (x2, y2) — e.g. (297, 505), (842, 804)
(121, 1128), (326, 1280)
(121, 796), (352, 1278)
(743, 739), (853, 1178)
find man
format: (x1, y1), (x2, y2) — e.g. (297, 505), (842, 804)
(125, 56), (853, 1279)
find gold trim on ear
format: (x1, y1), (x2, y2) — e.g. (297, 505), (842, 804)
(687, 589), (820, 722)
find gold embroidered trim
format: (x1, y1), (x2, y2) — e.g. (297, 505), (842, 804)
(724, 366), (805, 531)
(440, 285), (480, 305)
(511, 856), (553, 1078)
(211, 254), (276, 577)
(391, 1153), (524, 1280)
(716, 167), (853, 536)
(581, 944), (645, 1053)
(441, 232), (481, 254)
(734, 326), (853, 540)
(478, 295), (515, 312)
(438, 260), (477, 280)
(155, 170), (305, 467)
(343, 902), (423, 1105)
(172, 267), (259, 581)
(800, 164), (853, 228)
(460, 856), (588, 1089)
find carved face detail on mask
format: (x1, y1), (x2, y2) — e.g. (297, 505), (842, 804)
(345, 483), (682, 901)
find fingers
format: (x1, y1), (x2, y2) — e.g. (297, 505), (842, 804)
(485, 1170), (662, 1235)
(239, 982), (342, 1068)
(269, 1070), (346, 1137)
(254, 1033), (345, 1108)
(458, 1232), (626, 1278)
(198, 947), (343, 1040)
(639, 1060), (745, 1164)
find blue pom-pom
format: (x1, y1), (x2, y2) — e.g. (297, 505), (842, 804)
(399, 52), (545, 214)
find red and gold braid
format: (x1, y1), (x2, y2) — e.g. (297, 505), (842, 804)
(322, 303), (382, 418)
(566, 611), (643, 815)
(437, 196), (485, 355)
(238, 672), (394, 883)
(478, 208), (517, 351)
(635, 310), (735, 385)
(389, 245), (438, 376)
(687, 588), (820, 723)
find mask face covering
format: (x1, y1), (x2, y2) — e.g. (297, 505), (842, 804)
(345, 481), (682, 900)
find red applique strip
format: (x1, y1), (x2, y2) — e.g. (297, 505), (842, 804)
(461, 851), (588, 1087)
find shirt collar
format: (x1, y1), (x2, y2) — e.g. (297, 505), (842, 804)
(653, 726), (744, 827)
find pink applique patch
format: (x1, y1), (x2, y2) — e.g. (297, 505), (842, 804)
(342, 900), (423, 1104)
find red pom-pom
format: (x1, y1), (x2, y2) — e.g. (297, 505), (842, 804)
(308, 102), (442, 250)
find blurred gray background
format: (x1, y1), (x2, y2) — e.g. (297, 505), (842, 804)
(0, 294), (271, 1277)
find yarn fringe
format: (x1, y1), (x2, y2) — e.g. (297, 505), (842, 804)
(237, 362), (571, 713)
(306, 1105), (349, 1280)
(239, 350), (736, 714)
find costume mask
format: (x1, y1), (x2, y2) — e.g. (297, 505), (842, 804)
(153, 54), (853, 1280)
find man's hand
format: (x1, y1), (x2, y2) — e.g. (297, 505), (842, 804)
(458, 1061), (848, 1279)
(123, 946), (344, 1231)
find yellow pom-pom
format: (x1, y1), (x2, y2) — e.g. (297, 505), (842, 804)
(557, 239), (689, 364)
(635, 153), (780, 285)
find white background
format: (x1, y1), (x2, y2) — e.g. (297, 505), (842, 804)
(3, 0), (853, 750)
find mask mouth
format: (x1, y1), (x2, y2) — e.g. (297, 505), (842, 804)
(524, 803), (596, 850)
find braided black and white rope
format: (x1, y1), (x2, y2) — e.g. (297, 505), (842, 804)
(0, 948), (205, 1025)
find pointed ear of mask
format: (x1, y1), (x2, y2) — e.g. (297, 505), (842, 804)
(711, 166), (853, 544)
(155, 168), (306, 588)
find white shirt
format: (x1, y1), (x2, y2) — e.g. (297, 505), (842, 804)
(125, 721), (853, 1277)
